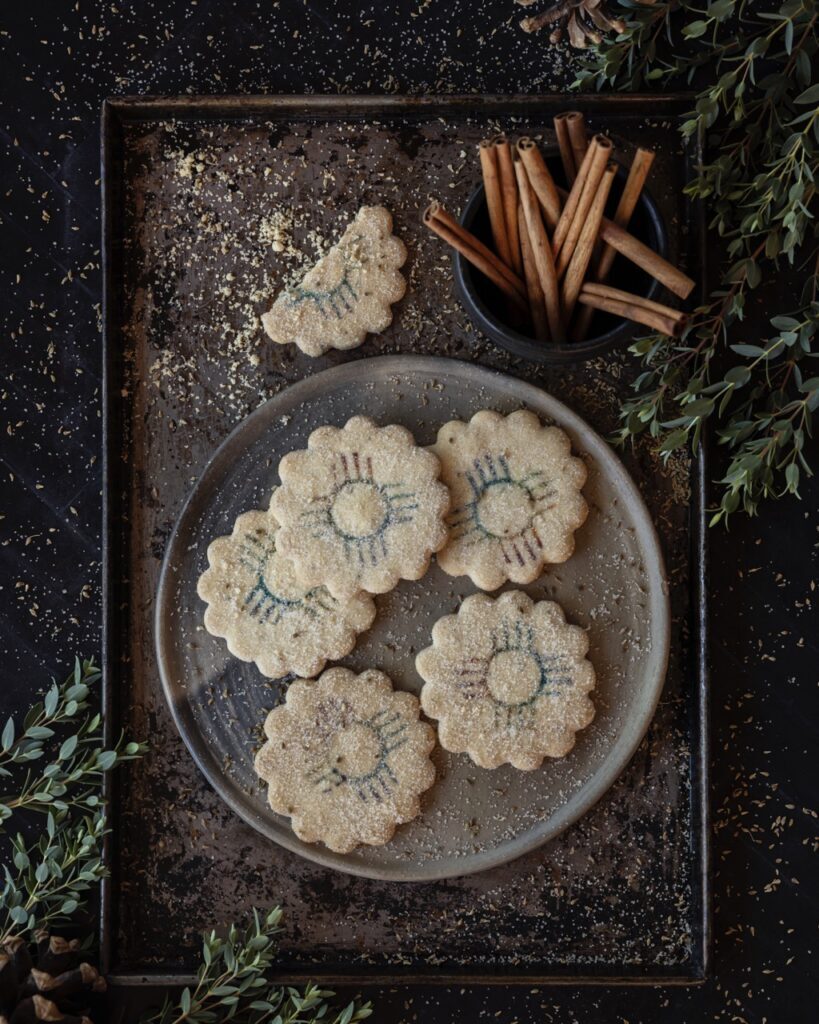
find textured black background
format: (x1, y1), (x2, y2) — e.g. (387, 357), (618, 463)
(1, 2), (816, 1021)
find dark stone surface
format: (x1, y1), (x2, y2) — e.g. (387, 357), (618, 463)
(1, 2), (816, 1021)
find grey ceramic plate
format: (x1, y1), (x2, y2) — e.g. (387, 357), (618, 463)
(155, 355), (670, 882)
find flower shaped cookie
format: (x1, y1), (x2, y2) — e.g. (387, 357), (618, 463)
(270, 416), (450, 601)
(254, 667), (436, 853)
(261, 206), (407, 357)
(416, 591), (595, 770)
(197, 504), (375, 679)
(433, 409), (588, 590)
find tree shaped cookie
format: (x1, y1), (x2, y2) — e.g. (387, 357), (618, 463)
(254, 667), (436, 853)
(261, 206), (407, 357)
(270, 416), (450, 601)
(196, 504), (376, 679)
(433, 409), (588, 590)
(416, 591), (595, 770)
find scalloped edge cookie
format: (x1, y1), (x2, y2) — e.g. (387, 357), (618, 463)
(270, 416), (450, 601)
(196, 503), (376, 679)
(261, 206), (407, 357)
(433, 409), (588, 590)
(416, 590), (595, 770)
(254, 667), (436, 853)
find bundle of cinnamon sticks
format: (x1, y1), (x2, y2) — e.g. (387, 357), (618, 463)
(423, 112), (695, 345)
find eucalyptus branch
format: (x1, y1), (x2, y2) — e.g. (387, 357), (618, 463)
(574, 0), (819, 520)
(142, 908), (372, 1024)
(0, 657), (145, 952)
(0, 658), (145, 826)
(1, 812), (108, 945)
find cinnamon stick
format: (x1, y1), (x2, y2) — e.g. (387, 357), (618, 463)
(562, 162), (617, 324)
(597, 148), (655, 282)
(566, 112), (588, 173)
(598, 218), (696, 299)
(516, 137), (561, 230)
(555, 184), (696, 300)
(493, 135), (522, 276)
(514, 157), (564, 343)
(518, 201), (550, 341)
(422, 202), (528, 312)
(554, 134), (614, 275)
(583, 281), (687, 324)
(553, 112), (576, 184)
(426, 202), (525, 294)
(578, 284), (686, 337)
(479, 139), (511, 269)
(575, 146), (656, 339)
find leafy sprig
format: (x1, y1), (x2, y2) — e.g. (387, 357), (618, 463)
(0, 658), (145, 944)
(143, 907), (372, 1024)
(1, 814), (107, 944)
(574, 0), (819, 520)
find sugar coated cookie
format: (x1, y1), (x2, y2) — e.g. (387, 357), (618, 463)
(254, 667), (436, 853)
(261, 206), (407, 357)
(270, 416), (450, 601)
(433, 410), (587, 590)
(416, 591), (595, 770)
(196, 504), (376, 679)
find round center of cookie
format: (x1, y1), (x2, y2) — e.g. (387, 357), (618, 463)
(331, 481), (388, 538)
(476, 482), (534, 538)
(486, 649), (541, 706)
(260, 552), (306, 604)
(330, 722), (382, 778)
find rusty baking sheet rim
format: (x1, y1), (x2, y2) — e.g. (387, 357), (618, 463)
(100, 93), (710, 984)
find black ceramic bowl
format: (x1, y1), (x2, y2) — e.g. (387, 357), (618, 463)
(453, 150), (668, 364)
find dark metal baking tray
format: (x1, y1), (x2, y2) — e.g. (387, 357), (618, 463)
(101, 94), (709, 987)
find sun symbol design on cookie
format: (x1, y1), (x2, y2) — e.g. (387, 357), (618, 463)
(271, 417), (449, 601)
(196, 504), (376, 680)
(448, 452), (558, 571)
(433, 410), (588, 591)
(310, 703), (409, 802)
(417, 591), (596, 771)
(235, 525), (332, 625)
(456, 616), (574, 732)
(285, 263), (359, 321)
(254, 668), (436, 853)
(261, 206), (407, 357)
(300, 451), (419, 568)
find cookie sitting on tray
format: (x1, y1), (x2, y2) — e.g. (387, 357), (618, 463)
(261, 206), (407, 357)
(254, 667), (436, 853)
(432, 409), (588, 590)
(196, 501), (376, 679)
(270, 416), (450, 601)
(416, 590), (596, 771)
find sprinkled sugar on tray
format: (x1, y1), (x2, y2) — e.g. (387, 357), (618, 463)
(102, 95), (708, 984)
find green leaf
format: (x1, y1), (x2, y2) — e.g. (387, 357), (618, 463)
(794, 84), (819, 105)
(59, 735), (79, 760)
(683, 20), (709, 38)
(681, 398), (715, 418)
(2, 717), (14, 751)
(659, 429), (689, 453)
(96, 750), (119, 771)
(10, 906), (29, 925)
(770, 316), (801, 331)
(730, 344), (765, 358)
(785, 463), (800, 493)
(724, 366), (751, 387)
(44, 684), (59, 717)
(26, 726), (54, 740)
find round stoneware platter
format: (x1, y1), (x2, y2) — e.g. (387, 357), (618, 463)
(155, 355), (670, 881)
